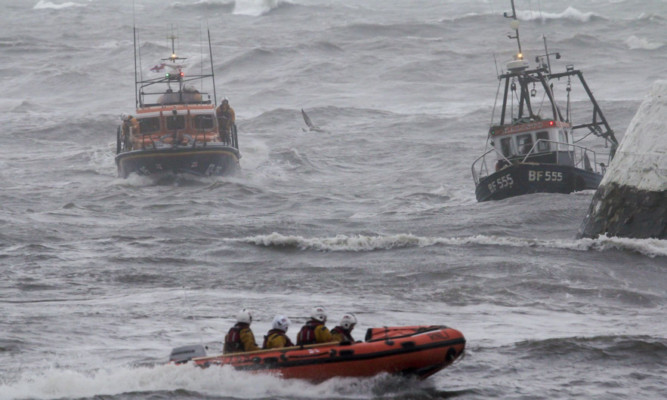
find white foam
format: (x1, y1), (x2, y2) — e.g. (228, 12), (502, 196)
(236, 232), (667, 258)
(233, 0), (280, 16)
(600, 80), (667, 191)
(516, 7), (600, 23)
(625, 35), (665, 50)
(0, 363), (396, 400)
(33, 1), (86, 10)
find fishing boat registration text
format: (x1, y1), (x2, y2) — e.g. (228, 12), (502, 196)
(528, 170), (563, 182)
(488, 173), (514, 193)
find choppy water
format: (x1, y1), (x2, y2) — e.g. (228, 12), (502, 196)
(1, 0), (666, 399)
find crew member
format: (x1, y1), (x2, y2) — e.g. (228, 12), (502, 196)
(331, 313), (357, 343)
(121, 114), (140, 150)
(223, 308), (260, 354)
(263, 315), (294, 349)
(216, 98), (235, 143)
(296, 306), (333, 345)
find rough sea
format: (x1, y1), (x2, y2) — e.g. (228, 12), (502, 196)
(1, 0), (666, 399)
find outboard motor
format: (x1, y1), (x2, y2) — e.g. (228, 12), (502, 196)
(169, 344), (207, 364)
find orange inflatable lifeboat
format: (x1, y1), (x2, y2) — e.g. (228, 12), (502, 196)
(170, 325), (465, 382)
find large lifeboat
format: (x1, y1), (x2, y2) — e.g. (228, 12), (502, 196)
(170, 325), (466, 382)
(114, 30), (240, 180)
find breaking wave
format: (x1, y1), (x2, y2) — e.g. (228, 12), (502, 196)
(0, 363), (425, 400)
(517, 7), (604, 23)
(233, 0), (290, 16)
(171, 0), (235, 12)
(33, 1), (86, 10)
(625, 35), (665, 50)
(236, 232), (667, 257)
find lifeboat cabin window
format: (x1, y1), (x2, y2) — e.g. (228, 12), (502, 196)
(167, 115), (186, 131)
(138, 117), (160, 134)
(500, 137), (513, 157)
(536, 131), (550, 152)
(193, 115), (214, 130)
(516, 134), (533, 155)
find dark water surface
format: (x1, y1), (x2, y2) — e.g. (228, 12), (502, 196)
(1, 0), (665, 399)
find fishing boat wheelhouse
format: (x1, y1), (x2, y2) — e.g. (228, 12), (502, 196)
(471, 1), (618, 202)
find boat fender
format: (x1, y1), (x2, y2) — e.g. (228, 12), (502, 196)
(401, 341), (416, 349)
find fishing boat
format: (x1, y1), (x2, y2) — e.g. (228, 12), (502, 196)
(170, 325), (465, 382)
(115, 30), (240, 180)
(471, 1), (619, 202)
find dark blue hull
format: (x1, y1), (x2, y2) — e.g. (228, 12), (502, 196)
(115, 145), (240, 179)
(475, 163), (602, 202)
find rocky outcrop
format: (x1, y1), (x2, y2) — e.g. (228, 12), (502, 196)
(579, 81), (666, 239)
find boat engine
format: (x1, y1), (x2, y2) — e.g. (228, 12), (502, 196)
(169, 344), (207, 364)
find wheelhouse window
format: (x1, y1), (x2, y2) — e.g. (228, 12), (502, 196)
(138, 117), (160, 134)
(166, 115), (186, 131)
(193, 115), (214, 130)
(516, 134), (533, 155)
(536, 131), (550, 152)
(500, 137), (512, 157)
(558, 130), (570, 151)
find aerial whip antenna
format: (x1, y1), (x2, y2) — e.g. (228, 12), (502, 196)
(132, 0), (138, 109)
(208, 27), (218, 107)
(504, 0), (523, 59)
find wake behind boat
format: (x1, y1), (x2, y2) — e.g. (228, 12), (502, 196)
(471, 1), (619, 202)
(115, 30), (240, 180)
(170, 325), (465, 382)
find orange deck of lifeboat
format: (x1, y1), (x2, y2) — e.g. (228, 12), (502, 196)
(180, 325), (465, 382)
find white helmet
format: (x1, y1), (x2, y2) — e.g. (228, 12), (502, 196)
(236, 308), (253, 324)
(272, 315), (290, 332)
(310, 306), (327, 322)
(340, 313), (357, 330)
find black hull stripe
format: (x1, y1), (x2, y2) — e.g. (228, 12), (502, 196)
(230, 337), (466, 372)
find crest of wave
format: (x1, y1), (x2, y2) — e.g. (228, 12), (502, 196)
(33, 0), (86, 10)
(516, 6), (600, 23)
(625, 35), (665, 50)
(0, 363), (394, 400)
(233, 0), (280, 16)
(240, 232), (667, 257)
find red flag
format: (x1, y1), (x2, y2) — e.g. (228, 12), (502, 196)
(150, 63), (166, 72)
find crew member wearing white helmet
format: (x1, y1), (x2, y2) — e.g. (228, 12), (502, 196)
(331, 313), (357, 343)
(296, 306), (333, 345)
(223, 308), (260, 354)
(262, 315), (294, 349)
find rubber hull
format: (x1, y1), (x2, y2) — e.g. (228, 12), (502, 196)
(115, 145), (240, 179)
(192, 326), (465, 382)
(475, 163), (602, 202)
